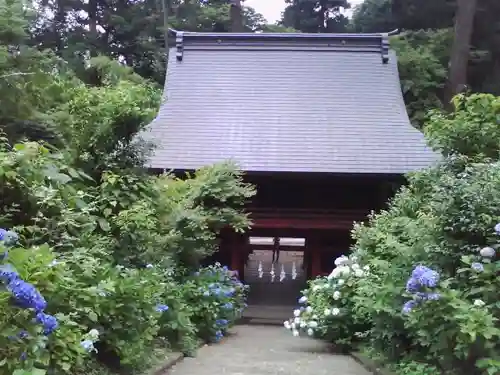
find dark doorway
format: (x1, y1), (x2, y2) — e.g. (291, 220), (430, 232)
(243, 237), (307, 322)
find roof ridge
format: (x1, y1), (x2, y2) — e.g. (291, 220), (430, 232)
(169, 29), (399, 64)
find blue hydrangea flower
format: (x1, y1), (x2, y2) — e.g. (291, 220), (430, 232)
(216, 319), (228, 326)
(222, 302), (233, 310)
(405, 278), (419, 293)
(203, 291), (210, 297)
(35, 312), (58, 335)
(20, 352), (27, 361)
(494, 223), (500, 235)
(426, 292), (441, 301)
(402, 300), (418, 314)
(0, 266), (19, 284)
(81, 339), (94, 352)
(0, 229), (19, 246)
(407, 265), (440, 289)
(8, 279), (47, 312)
(214, 330), (223, 342)
(224, 288), (235, 297)
(155, 304), (169, 313)
(19, 330), (29, 339)
(471, 262), (484, 272)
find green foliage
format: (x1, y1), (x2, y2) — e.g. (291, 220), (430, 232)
(425, 93), (500, 159)
(391, 30), (452, 127)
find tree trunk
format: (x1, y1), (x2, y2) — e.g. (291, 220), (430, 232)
(445, 0), (478, 109)
(88, 0), (98, 57)
(230, 0), (244, 32)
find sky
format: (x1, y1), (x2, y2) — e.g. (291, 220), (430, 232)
(245, 0), (364, 24)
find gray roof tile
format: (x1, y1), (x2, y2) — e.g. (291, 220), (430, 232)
(143, 31), (438, 173)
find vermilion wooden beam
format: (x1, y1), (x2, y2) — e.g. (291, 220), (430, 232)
(251, 218), (356, 230)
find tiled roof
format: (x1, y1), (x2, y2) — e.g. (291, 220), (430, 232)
(143, 30), (439, 174)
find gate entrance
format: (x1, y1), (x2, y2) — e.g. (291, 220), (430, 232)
(243, 237), (307, 321)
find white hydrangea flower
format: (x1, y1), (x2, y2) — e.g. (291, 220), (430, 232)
(337, 279), (345, 286)
(363, 265), (370, 272)
(292, 329), (299, 337)
(88, 329), (100, 340)
(354, 269), (364, 277)
(298, 296), (308, 303)
(474, 299), (486, 307)
(300, 320), (307, 328)
(306, 306), (313, 313)
(351, 263), (360, 270)
(331, 308), (340, 316)
(308, 321), (318, 328)
(324, 308), (331, 316)
(350, 255), (358, 263)
(291, 322), (296, 329)
(333, 291), (341, 300)
(293, 309), (301, 317)
(312, 314), (318, 319)
(307, 328), (314, 336)
(312, 285), (321, 292)
(480, 247), (496, 258)
(294, 317), (301, 324)
(284, 321), (291, 329)
(334, 255), (349, 266)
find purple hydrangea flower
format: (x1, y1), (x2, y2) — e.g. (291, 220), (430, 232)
(35, 312), (58, 335)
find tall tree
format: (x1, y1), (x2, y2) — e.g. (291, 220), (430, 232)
(281, 0), (350, 33)
(351, 0), (396, 33)
(445, 0), (478, 106)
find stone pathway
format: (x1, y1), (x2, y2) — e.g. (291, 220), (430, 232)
(167, 325), (371, 375)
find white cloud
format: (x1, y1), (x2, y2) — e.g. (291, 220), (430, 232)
(245, 0), (364, 24)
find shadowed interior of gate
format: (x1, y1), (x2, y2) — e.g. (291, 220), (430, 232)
(242, 237), (306, 322)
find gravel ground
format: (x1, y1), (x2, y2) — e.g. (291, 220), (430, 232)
(166, 325), (371, 375)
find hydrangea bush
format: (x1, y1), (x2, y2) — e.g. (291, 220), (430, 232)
(0, 229), (98, 375)
(183, 264), (249, 343)
(284, 255), (371, 351)
(0, 228), (250, 374)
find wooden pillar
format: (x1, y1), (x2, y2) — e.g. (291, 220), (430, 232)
(305, 236), (322, 279)
(229, 232), (247, 282)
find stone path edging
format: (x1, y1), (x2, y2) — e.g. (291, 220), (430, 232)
(149, 352), (185, 375)
(350, 352), (395, 375)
